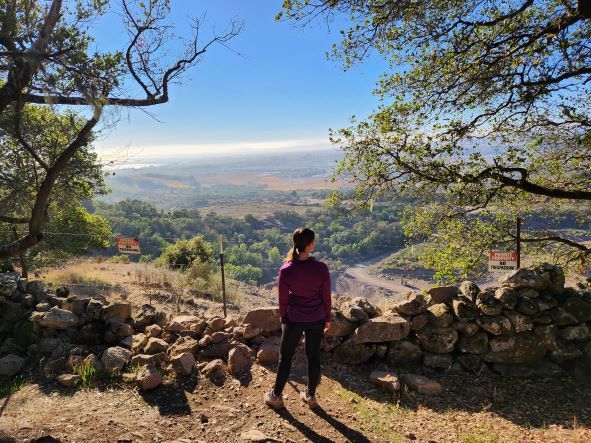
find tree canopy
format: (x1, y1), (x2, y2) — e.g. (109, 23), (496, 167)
(282, 0), (591, 279)
(0, 0), (240, 259)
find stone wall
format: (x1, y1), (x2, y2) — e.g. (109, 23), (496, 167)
(322, 264), (591, 376)
(1, 264), (590, 391)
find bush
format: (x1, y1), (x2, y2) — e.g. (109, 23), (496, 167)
(158, 235), (213, 269)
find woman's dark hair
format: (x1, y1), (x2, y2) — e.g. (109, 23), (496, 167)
(284, 227), (315, 262)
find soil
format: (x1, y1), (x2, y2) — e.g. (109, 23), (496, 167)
(1, 350), (590, 443)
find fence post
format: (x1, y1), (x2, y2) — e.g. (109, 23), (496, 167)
(220, 235), (227, 317)
(516, 217), (522, 269)
(12, 226), (28, 278)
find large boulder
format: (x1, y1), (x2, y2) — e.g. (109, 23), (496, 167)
(386, 293), (426, 316)
(325, 309), (357, 337)
(101, 301), (132, 324)
(452, 298), (479, 322)
(242, 308), (281, 334)
(333, 338), (376, 365)
(86, 298), (104, 320)
(201, 341), (232, 359)
(369, 370), (401, 394)
(459, 281), (480, 302)
(416, 325), (458, 353)
(202, 359), (226, 384)
(476, 315), (513, 336)
(353, 313), (410, 343)
(136, 366), (162, 390)
(402, 374), (442, 395)
(534, 263), (565, 295)
(171, 352), (195, 377)
(0, 274), (18, 296)
(228, 343), (254, 376)
(534, 324), (559, 351)
(257, 336), (281, 364)
(456, 331), (488, 354)
(168, 336), (199, 357)
(498, 268), (546, 290)
(560, 324), (590, 342)
(427, 304), (453, 328)
(340, 297), (379, 323)
(101, 346), (132, 372)
(0, 354), (26, 376)
(37, 307), (79, 330)
(385, 340), (423, 366)
(484, 333), (546, 364)
(26, 280), (48, 303)
(0, 297), (25, 322)
(504, 311), (534, 333)
(133, 304), (156, 328)
(427, 286), (458, 305)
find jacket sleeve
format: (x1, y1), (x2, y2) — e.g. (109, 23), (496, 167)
(278, 268), (289, 323)
(322, 264), (332, 322)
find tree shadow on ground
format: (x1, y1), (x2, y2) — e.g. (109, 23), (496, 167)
(321, 357), (591, 430)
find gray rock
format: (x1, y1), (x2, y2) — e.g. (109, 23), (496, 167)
(484, 333), (546, 364)
(228, 343), (254, 376)
(423, 353), (453, 369)
(104, 322), (134, 344)
(333, 338), (376, 365)
(369, 370), (400, 393)
(560, 323), (590, 342)
(136, 365), (162, 390)
(353, 312), (411, 343)
(37, 307), (79, 330)
(242, 308), (281, 334)
(256, 336), (281, 363)
(130, 352), (167, 368)
(26, 280), (47, 302)
(102, 301), (132, 324)
(0, 354), (26, 376)
(476, 315), (513, 336)
(63, 296), (90, 315)
(498, 268), (545, 290)
(427, 303), (453, 328)
(202, 358), (226, 384)
(385, 339), (423, 366)
(477, 297), (503, 317)
(411, 313), (430, 331)
(495, 287), (519, 309)
(325, 309), (357, 337)
(56, 374), (80, 387)
(144, 338), (169, 354)
(145, 324), (162, 338)
(86, 299), (104, 320)
(133, 304), (156, 328)
(201, 340), (231, 359)
(36, 302), (51, 312)
(453, 321), (480, 336)
(534, 324), (559, 351)
(171, 352), (195, 377)
(504, 311), (534, 333)
(386, 293), (426, 316)
(459, 281), (480, 302)
(101, 346), (132, 372)
(131, 333), (149, 353)
(416, 325), (458, 353)
(168, 336), (199, 357)
(0, 273), (18, 296)
(427, 286), (458, 305)
(0, 297), (25, 322)
(402, 374), (442, 395)
(456, 331), (488, 354)
(452, 298), (479, 322)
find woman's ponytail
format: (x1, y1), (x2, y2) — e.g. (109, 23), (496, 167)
(284, 227), (315, 263)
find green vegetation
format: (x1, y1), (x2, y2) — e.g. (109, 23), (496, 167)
(282, 0), (591, 282)
(0, 374), (30, 397)
(93, 195), (408, 285)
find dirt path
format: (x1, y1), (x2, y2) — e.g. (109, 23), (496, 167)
(1, 354), (589, 443)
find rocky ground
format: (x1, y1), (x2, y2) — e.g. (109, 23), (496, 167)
(1, 353), (590, 443)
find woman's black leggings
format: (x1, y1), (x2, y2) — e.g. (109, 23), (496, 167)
(273, 318), (324, 397)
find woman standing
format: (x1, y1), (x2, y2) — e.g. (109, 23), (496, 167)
(264, 227), (331, 410)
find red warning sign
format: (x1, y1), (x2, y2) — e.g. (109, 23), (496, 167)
(115, 237), (141, 255)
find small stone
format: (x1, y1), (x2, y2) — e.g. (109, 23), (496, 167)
(427, 303), (453, 328)
(560, 323), (590, 342)
(228, 343), (254, 376)
(240, 429), (271, 442)
(504, 310), (534, 333)
(476, 316), (513, 336)
(202, 359), (226, 384)
(453, 322), (480, 336)
(243, 324), (263, 340)
(369, 370), (400, 393)
(136, 366), (162, 390)
(416, 325), (458, 353)
(56, 374), (80, 387)
(459, 281), (480, 302)
(452, 298), (479, 322)
(402, 374), (442, 395)
(333, 338), (376, 365)
(423, 353), (453, 369)
(101, 346), (132, 373)
(256, 336), (281, 363)
(144, 338), (169, 354)
(386, 293), (426, 316)
(145, 324), (162, 338)
(456, 331), (488, 354)
(385, 340), (423, 366)
(102, 301), (132, 324)
(0, 354), (26, 376)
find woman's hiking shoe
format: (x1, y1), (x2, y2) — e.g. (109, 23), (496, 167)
(264, 390), (284, 410)
(300, 391), (319, 409)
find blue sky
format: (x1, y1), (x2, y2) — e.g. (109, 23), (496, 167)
(92, 1), (386, 158)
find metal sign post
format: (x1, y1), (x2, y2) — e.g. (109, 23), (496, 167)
(220, 235), (227, 317)
(516, 217), (522, 269)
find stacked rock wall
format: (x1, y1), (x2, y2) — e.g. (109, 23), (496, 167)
(324, 264), (591, 375)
